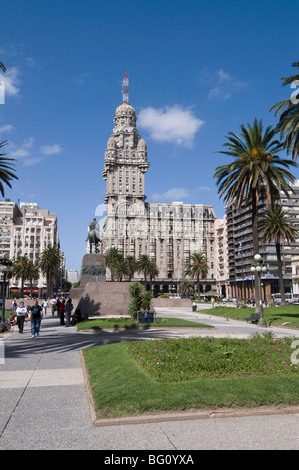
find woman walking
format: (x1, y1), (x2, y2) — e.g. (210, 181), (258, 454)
(16, 301), (28, 333)
(59, 299), (66, 325)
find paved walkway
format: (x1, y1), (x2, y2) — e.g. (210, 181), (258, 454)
(1, 310), (299, 450)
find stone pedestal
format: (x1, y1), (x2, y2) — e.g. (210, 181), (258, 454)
(69, 253), (132, 316)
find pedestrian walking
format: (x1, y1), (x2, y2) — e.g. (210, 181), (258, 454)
(29, 300), (43, 337)
(59, 299), (66, 325)
(56, 297), (61, 317)
(65, 298), (73, 326)
(42, 299), (48, 316)
(16, 301), (28, 333)
(50, 297), (57, 316)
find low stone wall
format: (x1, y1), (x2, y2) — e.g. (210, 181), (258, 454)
(70, 281), (133, 316)
(6, 291), (193, 316)
(151, 298), (192, 308)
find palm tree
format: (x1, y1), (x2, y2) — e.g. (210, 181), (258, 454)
(27, 261), (39, 297)
(179, 277), (194, 298)
(259, 204), (299, 304)
(105, 247), (123, 281)
(214, 118), (297, 312)
(149, 260), (159, 292)
(0, 62), (6, 73)
(140, 290), (152, 311)
(125, 255), (137, 281)
(113, 257), (129, 281)
(186, 252), (208, 298)
(0, 141), (18, 197)
(128, 282), (143, 319)
(270, 61), (299, 160)
(128, 282), (152, 319)
(13, 256), (31, 297)
(136, 254), (158, 290)
(39, 246), (62, 298)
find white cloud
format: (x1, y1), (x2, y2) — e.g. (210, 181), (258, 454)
(40, 144), (62, 155)
(23, 137), (35, 149)
(10, 137), (34, 158)
(152, 187), (190, 202)
(200, 68), (249, 101)
(152, 185), (214, 203)
(0, 66), (21, 97)
(196, 186), (212, 191)
(9, 137), (61, 166)
(0, 124), (14, 134)
(138, 104), (204, 147)
(72, 73), (90, 84)
(23, 157), (43, 166)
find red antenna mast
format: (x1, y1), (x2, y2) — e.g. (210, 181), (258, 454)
(122, 70), (129, 103)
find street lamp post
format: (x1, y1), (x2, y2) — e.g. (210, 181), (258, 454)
(250, 253), (267, 326)
(0, 253), (13, 329)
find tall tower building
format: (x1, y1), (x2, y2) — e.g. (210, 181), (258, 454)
(101, 74), (218, 295)
(102, 101), (149, 204)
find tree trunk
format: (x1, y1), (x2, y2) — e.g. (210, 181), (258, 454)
(47, 273), (53, 299)
(276, 242), (285, 305)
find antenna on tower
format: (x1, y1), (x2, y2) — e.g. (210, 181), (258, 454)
(122, 70), (129, 103)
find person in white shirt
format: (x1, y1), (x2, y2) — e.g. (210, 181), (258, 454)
(42, 299), (48, 316)
(50, 297), (57, 316)
(16, 301), (28, 333)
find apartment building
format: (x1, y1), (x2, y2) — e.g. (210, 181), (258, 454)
(214, 216), (229, 298)
(225, 180), (299, 300)
(0, 200), (62, 297)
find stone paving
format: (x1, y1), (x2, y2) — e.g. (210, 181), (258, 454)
(1, 309), (299, 450)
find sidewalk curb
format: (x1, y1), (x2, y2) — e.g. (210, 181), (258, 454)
(80, 351), (299, 428)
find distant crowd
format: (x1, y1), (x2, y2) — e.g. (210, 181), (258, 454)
(5, 296), (88, 336)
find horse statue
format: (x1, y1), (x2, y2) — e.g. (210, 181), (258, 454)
(86, 218), (101, 253)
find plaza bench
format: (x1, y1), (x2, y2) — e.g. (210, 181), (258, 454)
(245, 313), (260, 324)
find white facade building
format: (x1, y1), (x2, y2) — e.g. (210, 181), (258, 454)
(0, 200), (61, 297)
(101, 100), (218, 294)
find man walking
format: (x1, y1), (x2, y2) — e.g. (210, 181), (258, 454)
(50, 297), (57, 316)
(29, 300), (43, 337)
(65, 298), (73, 327)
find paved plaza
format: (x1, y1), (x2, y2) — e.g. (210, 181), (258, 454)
(1, 306), (299, 451)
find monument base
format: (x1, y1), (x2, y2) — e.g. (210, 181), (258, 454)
(69, 253), (132, 316)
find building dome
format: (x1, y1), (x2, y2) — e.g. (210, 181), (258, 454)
(107, 136), (116, 148)
(137, 138), (147, 150)
(115, 102), (136, 117)
(114, 102), (137, 128)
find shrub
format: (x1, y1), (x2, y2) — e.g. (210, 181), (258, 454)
(128, 282), (152, 319)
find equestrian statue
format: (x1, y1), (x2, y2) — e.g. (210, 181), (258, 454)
(86, 218), (101, 253)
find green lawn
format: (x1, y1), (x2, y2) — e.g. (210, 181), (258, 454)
(199, 304), (299, 328)
(77, 316), (211, 331)
(83, 333), (299, 419)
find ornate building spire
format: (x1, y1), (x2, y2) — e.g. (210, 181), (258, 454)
(102, 75), (149, 203)
(122, 70), (129, 104)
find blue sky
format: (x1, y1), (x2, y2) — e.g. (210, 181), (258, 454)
(0, 0), (298, 272)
